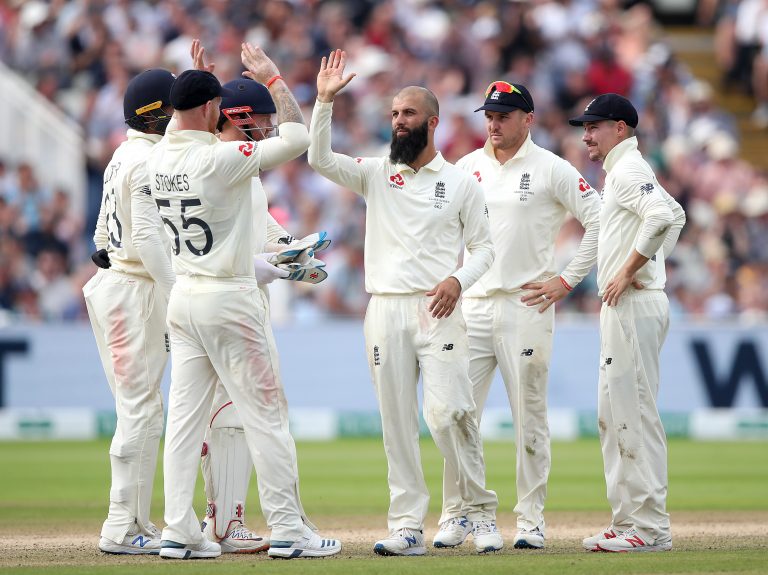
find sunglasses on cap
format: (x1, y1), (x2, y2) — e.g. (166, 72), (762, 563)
(484, 81), (533, 112)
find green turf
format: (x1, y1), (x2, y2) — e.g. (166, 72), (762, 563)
(2, 438), (767, 524)
(1, 438), (766, 574)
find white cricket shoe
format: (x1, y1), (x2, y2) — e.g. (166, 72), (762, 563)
(472, 520), (503, 553)
(582, 526), (623, 551)
(159, 538), (221, 559)
(596, 527), (672, 553)
(433, 516), (472, 548)
(99, 531), (162, 555)
(202, 518), (269, 554)
(513, 527), (545, 549)
(268, 525), (342, 559)
(373, 528), (426, 556)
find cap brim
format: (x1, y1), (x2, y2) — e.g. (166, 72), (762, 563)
(474, 103), (529, 113)
(568, 113), (610, 126)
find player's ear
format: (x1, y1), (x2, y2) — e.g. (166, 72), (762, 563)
(429, 115), (439, 131)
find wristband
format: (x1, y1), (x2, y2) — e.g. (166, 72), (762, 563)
(560, 276), (573, 291)
(266, 75), (283, 89)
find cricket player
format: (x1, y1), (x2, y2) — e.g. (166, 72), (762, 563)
(147, 44), (341, 560)
(569, 94), (685, 552)
(438, 81), (601, 550)
(308, 49), (501, 556)
(83, 68), (177, 555)
(199, 76), (325, 554)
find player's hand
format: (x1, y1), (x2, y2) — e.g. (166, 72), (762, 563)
(427, 276), (461, 319)
(190, 38), (215, 73)
(241, 42), (280, 86)
(253, 254), (289, 285)
(316, 49), (356, 103)
(91, 249), (111, 269)
(521, 276), (568, 313)
(602, 272), (644, 307)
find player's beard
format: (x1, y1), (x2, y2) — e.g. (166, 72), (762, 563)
(389, 120), (429, 165)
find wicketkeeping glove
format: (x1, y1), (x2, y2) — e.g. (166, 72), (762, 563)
(253, 254), (290, 285)
(264, 232), (331, 284)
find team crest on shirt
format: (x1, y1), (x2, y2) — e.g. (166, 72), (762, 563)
(433, 181), (449, 209)
(389, 173), (405, 189)
(516, 172), (534, 202)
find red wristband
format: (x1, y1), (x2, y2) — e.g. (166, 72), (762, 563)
(560, 276), (573, 291)
(266, 75), (283, 88)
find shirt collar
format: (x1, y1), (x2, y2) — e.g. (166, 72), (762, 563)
(127, 129), (163, 145)
(603, 136), (638, 173)
(166, 129), (219, 145)
(482, 131), (533, 163)
(394, 151), (445, 174)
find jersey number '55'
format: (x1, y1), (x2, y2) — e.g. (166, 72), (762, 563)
(155, 198), (213, 256)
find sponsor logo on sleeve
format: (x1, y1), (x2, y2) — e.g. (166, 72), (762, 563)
(473, 170), (482, 182)
(578, 177), (595, 198)
(238, 142), (255, 157)
(640, 182), (655, 195)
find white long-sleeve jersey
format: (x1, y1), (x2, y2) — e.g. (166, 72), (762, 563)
(94, 129), (175, 296)
(145, 122), (309, 278)
(457, 134), (600, 297)
(598, 137), (686, 295)
(308, 100), (494, 294)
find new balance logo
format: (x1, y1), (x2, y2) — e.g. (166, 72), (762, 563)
(131, 535), (149, 548)
(521, 349), (533, 356)
(442, 344), (454, 351)
(405, 535), (418, 545)
(640, 183), (655, 195)
(605, 357), (613, 365)
(373, 345), (381, 366)
(625, 534), (645, 548)
(164, 333), (170, 352)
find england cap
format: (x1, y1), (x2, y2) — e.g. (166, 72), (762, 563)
(475, 81), (534, 113)
(170, 70), (234, 111)
(569, 93), (638, 128)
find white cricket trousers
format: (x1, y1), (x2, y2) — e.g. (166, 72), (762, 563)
(162, 275), (304, 544)
(83, 268), (167, 543)
(442, 294), (553, 530)
(364, 294), (498, 532)
(598, 289), (671, 541)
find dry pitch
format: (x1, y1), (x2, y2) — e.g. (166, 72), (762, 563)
(3, 511), (766, 568)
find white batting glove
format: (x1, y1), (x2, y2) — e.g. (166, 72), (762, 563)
(254, 253), (290, 285)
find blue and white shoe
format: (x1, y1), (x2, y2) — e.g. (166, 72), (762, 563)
(433, 516), (472, 548)
(268, 525), (341, 559)
(374, 528), (426, 556)
(513, 527), (545, 549)
(99, 531), (162, 555)
(472, 520), (503, 553)
(159, 538), (221, 559)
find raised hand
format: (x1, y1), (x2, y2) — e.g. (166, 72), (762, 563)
(317, 49), (356, 103)
(241, 42), (280, 86)
(190, 38), (215, 73)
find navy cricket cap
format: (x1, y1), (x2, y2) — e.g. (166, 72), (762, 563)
(123, 68), (176, 123)
(220, 79), (276, 115)
(569, 93), (638, 128)
(170, 70), (234, 111)
(475, 81), (534, 113)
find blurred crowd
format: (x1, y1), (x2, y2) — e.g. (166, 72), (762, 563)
(1, 0), (767, 324)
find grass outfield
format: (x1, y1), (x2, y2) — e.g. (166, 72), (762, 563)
(1, 438), (766, 574)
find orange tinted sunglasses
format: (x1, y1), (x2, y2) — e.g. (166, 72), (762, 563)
(484, 81), (533, 111)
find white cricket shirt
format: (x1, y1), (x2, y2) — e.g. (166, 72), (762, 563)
(94, 130), (173, 287)
(309, 100), (494, 295)
(597, 137), (686, 295)
(145, 122), (309, 278)
(457, 133), (600, 297)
